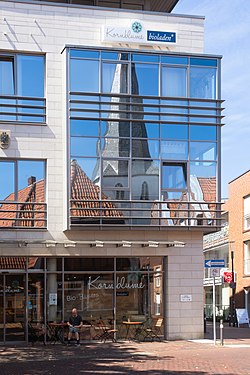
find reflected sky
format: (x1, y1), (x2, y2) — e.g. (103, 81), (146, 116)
(0, 160), (45, 201)
(68, 49), (219, 211)
(67, 50), (220, 226)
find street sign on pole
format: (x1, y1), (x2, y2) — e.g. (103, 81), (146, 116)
(203, 276), (222, 286)
(204, 259), (225, 268)
(210, 268), (220, 278)
(204, 259), (225, 345)
(212, 277), (216, 345)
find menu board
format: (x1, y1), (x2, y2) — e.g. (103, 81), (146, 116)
(236, 308), (250, 327)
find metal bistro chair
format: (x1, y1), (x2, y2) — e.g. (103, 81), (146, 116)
(93, 319), (117, 343)
(46, 323), (60, 345)
(131, 318), (151, 341)
(142, 318), (163, 342)
(27, 322), (45, 345)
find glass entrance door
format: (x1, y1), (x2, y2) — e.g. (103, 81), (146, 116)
(0, 273), (26, 343)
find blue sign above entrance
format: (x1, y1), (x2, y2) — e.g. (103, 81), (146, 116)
(147, 31), (176, 43)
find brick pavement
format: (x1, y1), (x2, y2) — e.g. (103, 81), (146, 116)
(0, 323), (250, 375)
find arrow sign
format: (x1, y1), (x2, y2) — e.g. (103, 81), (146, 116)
(204, 259), (225, 268)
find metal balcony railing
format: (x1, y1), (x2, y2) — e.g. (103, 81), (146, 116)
(0, 95), (46, 123)
(0, 201), (47, 229)
(70, 198), (222, 230)
(69, 92), (224, 125)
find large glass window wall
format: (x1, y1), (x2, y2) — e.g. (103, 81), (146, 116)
(0, 256), (165, 343)
(68, 48), (222, 228)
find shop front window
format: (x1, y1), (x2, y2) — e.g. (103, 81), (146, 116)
(64, 273), (114, 340)
(86, 274), (113, 319)
(116, 271), (146, 325)
(116, 257), (163, 322)
(1, 274), (26, 342)
(0, 256), (165, 342)
(28, 273), (44, 324)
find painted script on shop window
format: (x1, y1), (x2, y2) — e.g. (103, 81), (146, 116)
(88, 276), (144, 290)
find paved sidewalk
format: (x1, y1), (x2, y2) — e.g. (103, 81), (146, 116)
(0, 323), (249, 375)
(204, 320), (250, 345)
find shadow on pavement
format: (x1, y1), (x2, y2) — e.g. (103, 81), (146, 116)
(0, 341), (239, 375)
(2, 326), (250, 375)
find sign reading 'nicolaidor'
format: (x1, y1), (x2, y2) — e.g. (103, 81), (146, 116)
(102, 21), (177, 46)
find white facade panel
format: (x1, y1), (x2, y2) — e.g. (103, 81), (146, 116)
(0, 1), (210, 341)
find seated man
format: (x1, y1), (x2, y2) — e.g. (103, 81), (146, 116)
(67, 308), (83, 346)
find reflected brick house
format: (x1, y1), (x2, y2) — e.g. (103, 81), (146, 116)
(0, 178), (45, 228)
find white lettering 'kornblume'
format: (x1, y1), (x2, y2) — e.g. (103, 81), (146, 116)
(88, 276), (144, 290)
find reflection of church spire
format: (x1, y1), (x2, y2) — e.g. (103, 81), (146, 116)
(101, 54), (130, 178)
(131, 63), (151, 160)
(93, 53), (152, 184)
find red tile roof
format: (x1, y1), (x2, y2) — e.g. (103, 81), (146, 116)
(198, 177), (216, 203)
(70, 159), (123, 219)
(0, 180), (45, 227)
(151, 177), (217, 225)
(0, 160), (216, 227)
(0, 159), (123, 227)
(0, 257), (38, 269)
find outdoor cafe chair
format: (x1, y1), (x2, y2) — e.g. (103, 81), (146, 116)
(92, 319), (117, 342)
(26, 322), (45, 345)
(142, 317), (163, 341)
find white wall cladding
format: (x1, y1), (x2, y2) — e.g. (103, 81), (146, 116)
(0, 1), (205, 340)
(0, 0), (204, 240)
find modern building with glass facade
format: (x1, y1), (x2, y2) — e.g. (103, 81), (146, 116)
(0, 0), (223, 344)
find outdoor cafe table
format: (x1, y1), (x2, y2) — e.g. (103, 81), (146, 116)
(47, 322), (68, 344)
(122, 321), (143, 340)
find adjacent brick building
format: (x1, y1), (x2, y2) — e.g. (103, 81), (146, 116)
(203, 170), (250, 322)
(227, 171), (250, 314)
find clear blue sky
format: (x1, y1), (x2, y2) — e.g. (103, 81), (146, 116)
(173, 0), (250, 198)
